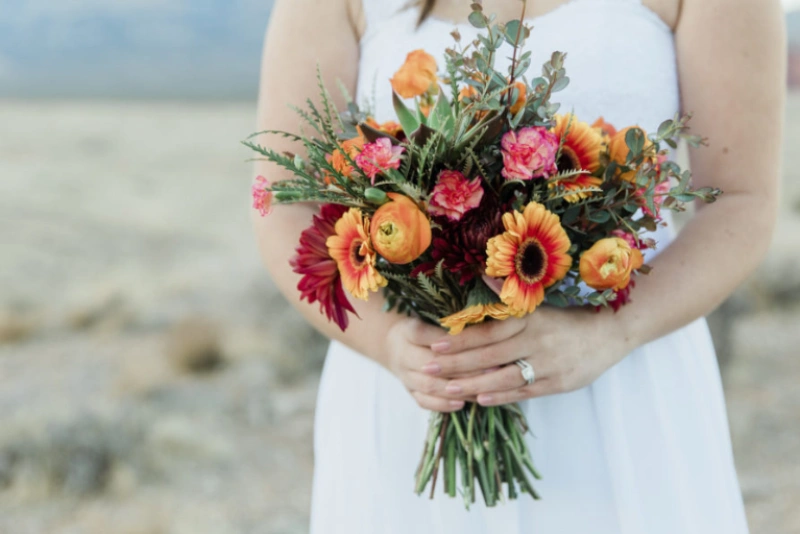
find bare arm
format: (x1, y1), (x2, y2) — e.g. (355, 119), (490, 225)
(615, 0), (786, 348)
(252, 0), (465, 411)
(252, 0), (394, 365)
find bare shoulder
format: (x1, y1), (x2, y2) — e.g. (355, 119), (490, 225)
(642, 0), (681, 31)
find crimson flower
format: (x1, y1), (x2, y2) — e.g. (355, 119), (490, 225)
(290, 204), (359, 331)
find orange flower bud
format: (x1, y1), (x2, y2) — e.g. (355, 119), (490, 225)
(607, 126), (655, 182)
(370, 193), (432, 264)
(579, 238), (644, 291)
(390, 50), (438, 99)
(508, 81), (527, 115)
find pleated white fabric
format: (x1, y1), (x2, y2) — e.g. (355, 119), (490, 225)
(309, 1), (750, 532)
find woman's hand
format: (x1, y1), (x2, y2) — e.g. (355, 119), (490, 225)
(384, 317), (472, 413)
(415, 307), (633, 406)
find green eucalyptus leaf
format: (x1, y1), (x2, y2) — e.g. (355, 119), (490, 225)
(657, 119), (674, 138)
(504, 20), (523, 45)
(546, 291), (570, 308)
(468, 11), (487, 28)
(588, 210), (611, 224)
(551, 76), (570, 92)
(625, 127), (645, 157)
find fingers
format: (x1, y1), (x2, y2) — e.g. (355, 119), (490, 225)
(430, 318), (527, 355)
(441, 365), (524, 397)
(426, 335), (528, 377)
(411, 391), (465, 412)
(475, 379), (554, 407)
(402, 318), (448, 347)
(406, 371), (474, 400)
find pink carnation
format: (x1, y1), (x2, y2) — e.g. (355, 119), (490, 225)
(428, 170), (484, 221)
(355, 138), (405, 184)
(500, 126), (559, 181)
(252, 175), (273, 216)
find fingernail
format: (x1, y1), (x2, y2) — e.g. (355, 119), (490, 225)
(477, 394), (494, 405)
(431, 341), (451, 353)
(445, 383), (462, 394)
(449, 400), (465, 409)
(422, 363), (441, 375)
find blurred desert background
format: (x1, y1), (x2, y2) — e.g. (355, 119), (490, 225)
(1, 2), (799, 534)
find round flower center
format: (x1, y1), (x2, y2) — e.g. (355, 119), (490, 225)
(349, 239), (367, 269)
(515, 238), (548, 284)
(557, 146), (581, 171)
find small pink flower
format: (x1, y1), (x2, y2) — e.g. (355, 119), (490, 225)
(428, 170), (484, 221)
(252, 175), (273, 216)
(500, 126), (559, 181)
(635, 179), (671, 219)
(611, 229), (654, 251)
(355, 138), (405, 184)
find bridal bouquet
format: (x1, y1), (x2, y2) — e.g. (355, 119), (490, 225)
(248, 2), (717, 508)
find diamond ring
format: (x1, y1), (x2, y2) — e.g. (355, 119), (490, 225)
(515, 359), (536, 386)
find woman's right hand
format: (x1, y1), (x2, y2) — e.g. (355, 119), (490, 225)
(384, 317), (469, 413)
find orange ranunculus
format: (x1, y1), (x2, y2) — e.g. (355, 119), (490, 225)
(607, 126), (655, 182)
(458, 85), (487, 120)
(365, 118), (404, 139)
(390, 49), (438, 99)
(592, 117), (618, 139)
(370, 193), (432, 264)
(579, 237), (644, 291)
(508, 81), (527, 115)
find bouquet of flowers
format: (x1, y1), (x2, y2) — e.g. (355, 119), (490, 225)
(248, 1), (718, 508)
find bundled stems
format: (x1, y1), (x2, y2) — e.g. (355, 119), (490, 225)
(414, 402), (542, 507)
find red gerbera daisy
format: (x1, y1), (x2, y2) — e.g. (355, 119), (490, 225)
(290, 204), (359, 331)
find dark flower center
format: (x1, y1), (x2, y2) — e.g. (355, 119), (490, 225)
(515, 239), (548, 284)
(557, 146), (581, 171)
(350, 239), (366, 268)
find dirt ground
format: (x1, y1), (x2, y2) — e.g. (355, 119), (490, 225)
(0, 96), (798, 534)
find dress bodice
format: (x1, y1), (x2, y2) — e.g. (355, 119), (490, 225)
(356, 0), (680, 255)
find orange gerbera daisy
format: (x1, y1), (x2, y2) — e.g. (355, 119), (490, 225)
(486, 202), (572, 315)
(440, 303), (520, 336)
(550, 114), (605, 202)
(326, 208), (387, 300)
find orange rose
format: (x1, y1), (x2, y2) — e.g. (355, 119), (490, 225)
(370, 193), (432, 264)
(390, 50), (438, 99)
(607, 126), (655, 182)
(507, 81), (527, 115)
(579, 238), (644, 291)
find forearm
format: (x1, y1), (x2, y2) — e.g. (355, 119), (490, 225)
(252, 202), (401, 369)
(613, 192), (776, 350)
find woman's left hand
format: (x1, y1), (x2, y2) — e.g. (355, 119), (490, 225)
(420, 307), (634, 406)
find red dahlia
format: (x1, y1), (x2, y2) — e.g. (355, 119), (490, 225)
(414, 193), (505, 285)
(290, 204), (359, 331)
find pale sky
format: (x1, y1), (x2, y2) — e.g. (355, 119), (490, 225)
(786, 0), (800, 10)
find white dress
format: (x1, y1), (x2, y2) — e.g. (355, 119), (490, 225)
(310, 1), (750, 532)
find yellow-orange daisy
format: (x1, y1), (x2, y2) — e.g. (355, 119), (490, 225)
(326, 208), (387, 301)
(485, 202), (572, 315)
(550, 114), (604, 202)
(439, 303), (522, 336)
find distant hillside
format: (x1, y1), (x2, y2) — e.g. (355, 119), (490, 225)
(0, 1), (275, 99)
(789, 9), (800, 47)
(0, 2), (797, 100)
